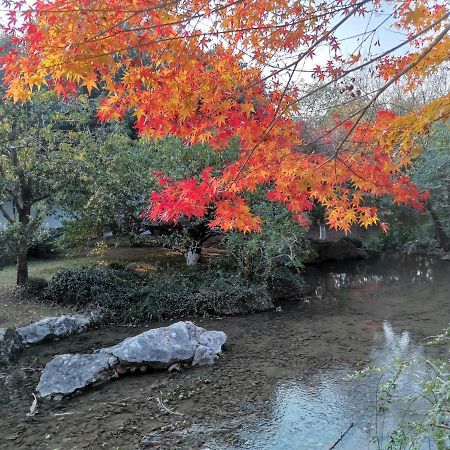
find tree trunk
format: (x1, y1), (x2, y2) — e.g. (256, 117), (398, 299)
(16, 247), (29, 285)
(16, 205), (31, 285)
(426, 202), (450, 251)
(185, 247), (201, 266)
(319, 223), (327, 240)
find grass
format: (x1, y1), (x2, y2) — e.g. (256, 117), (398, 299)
(0, 246), (196, 288)
(0, 245), (224, 327)
(0, 256), (93, 288)
(0, 246), (184, 327)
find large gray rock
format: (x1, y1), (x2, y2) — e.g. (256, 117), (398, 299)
(36, 353), (118, 399)
(16, 314), (91, 345)
(198, 330), (227, 354)
(100, 321), (197, 368)
(99, 321), (226, 369)
(36, 321), (227, 399)
(0, 328), (23, 364)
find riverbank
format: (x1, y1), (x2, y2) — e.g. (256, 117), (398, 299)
(1, 254), (449, 449)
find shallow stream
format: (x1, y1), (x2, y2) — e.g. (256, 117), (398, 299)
(1, 253), (449, 449)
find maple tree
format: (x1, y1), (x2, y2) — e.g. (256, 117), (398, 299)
(1, 0), (449, 233)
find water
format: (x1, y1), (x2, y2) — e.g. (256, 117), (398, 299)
(241, 321), (429, 449)
(0, 253), (449, 449)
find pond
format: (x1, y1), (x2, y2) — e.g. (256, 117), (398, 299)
(1, 253), (449, 449)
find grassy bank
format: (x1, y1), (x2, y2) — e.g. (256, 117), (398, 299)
(0, 247), (191, 289)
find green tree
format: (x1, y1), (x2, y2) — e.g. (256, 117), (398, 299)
(413, 122), (450, 251)
(0, 92), (94, 284)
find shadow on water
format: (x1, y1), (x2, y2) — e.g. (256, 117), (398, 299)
(0, 253), (449, 449)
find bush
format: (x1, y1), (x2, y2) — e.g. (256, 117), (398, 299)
(28, 228), (62, 259)
(0, 225), (17, 268)
(45, 265), (273, 323)
(129, 270), (273, 322)
(22, 277), (49, 297)
(45, 266), (142, 309)
(267, 268), (304, 300)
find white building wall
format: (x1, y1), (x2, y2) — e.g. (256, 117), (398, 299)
(0, 201), (67, 228)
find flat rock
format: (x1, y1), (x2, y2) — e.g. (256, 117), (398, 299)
(36, 353), (118, 399)
(36, 321), (227, 399)
(16, 314), (91, 345)
(198, 330), (227, 354)
(99, 321), (217, 368)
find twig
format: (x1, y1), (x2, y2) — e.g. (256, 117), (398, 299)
(328, 423), (354, 449)
(155, 397), (183, 416)
(26, 393), (38, 418)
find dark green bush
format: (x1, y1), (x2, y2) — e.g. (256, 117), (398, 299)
(45, 266), (142, 309)
(267, 268), (304, 300)
(22, 277), (49, 297)
(129, 270), (273, 322)
(45, 265), (273, 323)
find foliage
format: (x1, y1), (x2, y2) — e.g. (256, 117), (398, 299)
(370, 329), (450, 450)
(44, 265), (273, 323)
(222, 196), (311, 283)
(2, 1), (448, 234)
(0, 91), (98, 282)
(412, 121), (450, 246)
(140, 137), (238, 258)
(45, 265), (142, 309)
(0, 222), (57, 268)
(21, 277), (48, 297)
(0, 225), (16, 267)
(364, 122), (450, 252)
(58, 129), (156, 246)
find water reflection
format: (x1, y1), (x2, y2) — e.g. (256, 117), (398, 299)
(241, 322), (427, 449)
(308, 254), (441, 293)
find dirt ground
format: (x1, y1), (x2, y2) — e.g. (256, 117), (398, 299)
(0, 287), (75, 329)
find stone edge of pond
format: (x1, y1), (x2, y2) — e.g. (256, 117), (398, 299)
(0, 312), (102, 364)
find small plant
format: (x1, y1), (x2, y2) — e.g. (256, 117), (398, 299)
(364, 328), (450, 449)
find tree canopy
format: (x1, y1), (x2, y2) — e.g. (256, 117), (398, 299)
(1, 0), (448, 233)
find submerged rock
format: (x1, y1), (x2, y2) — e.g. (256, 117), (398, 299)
(309, 238), (368, 263)
(36, 321), (227, 399)
(37, 353), (118, 399)
(0, 328), (23, 364)
(16, 314), (92, 345)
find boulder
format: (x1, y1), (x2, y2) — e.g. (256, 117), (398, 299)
(16, 314), (92, 345)
(198, 330), (227, 354)
(192, 345), (218, 366)
(36, 321), (227, 399)
(309, 238), (368, 263)
(0, 328), (23, 364)
(37, 353), (118, 399)
(100, 321), (199, 368)
(99, 321), (227, 369)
